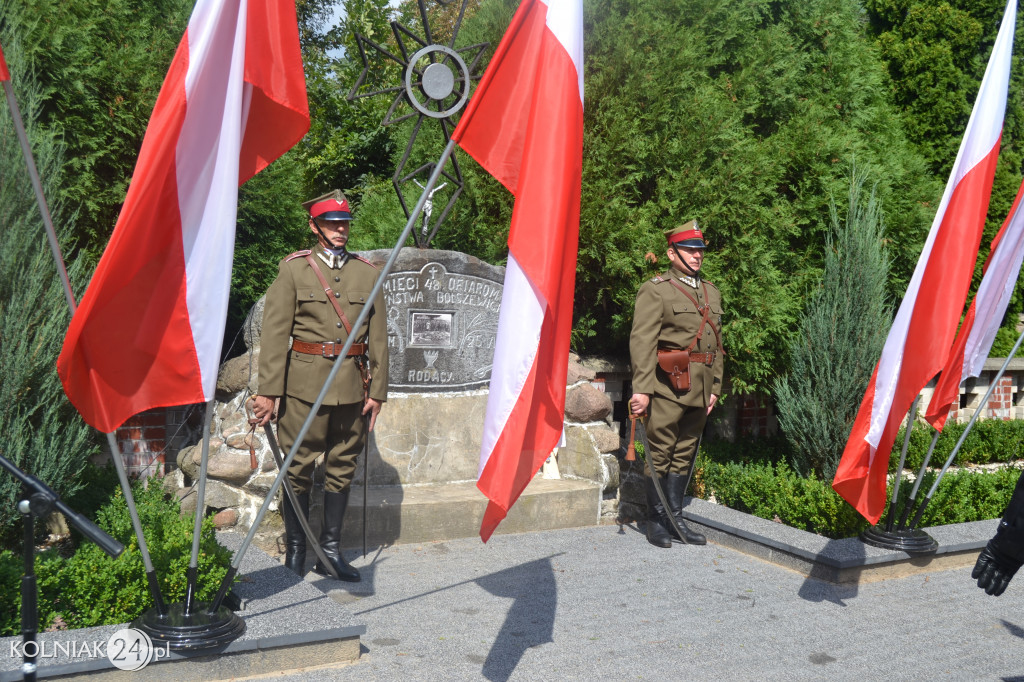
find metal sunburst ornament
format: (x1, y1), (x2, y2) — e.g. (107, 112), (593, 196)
(348, 0), (487, 247)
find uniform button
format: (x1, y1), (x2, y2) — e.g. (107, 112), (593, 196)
(334, 276), (340, 282)
(309, 293), (314, 298)
(334, 292), (341, 298)
(335, 339), (341, 344)
(337, 322), (342, 328)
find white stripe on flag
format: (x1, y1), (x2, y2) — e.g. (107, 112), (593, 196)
(177, 0), (248, 400)
(478, 253), (545, 475)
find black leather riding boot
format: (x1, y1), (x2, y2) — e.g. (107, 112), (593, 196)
(313, 489), (361, 582)
(644, 476), (672, 548)
(666, 472), (706, 545)
(281, 492), (309, 575)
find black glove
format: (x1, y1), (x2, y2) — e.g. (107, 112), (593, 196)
(972, 539), (1022, 597)
(973, 471), (1024, 597)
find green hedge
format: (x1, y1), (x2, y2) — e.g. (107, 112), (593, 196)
(0, 479), (234, 635)
(891, 420), (1024, 471)
(697, 455), (1021, 539)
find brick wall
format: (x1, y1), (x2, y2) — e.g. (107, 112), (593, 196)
(113, 403), (202, 479)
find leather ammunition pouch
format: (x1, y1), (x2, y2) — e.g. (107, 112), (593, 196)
(657, 349), (690, 392)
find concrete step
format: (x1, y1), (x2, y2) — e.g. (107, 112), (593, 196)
(333, 476), (602, 548)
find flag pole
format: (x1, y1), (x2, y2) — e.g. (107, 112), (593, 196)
(896, 428), (941, 530)
(1, 65), (75, 312)
(206, 139), (459, 614)
(884, 395), (920, 531)
(908, 327), (1024, 529)
(183, 400), (215, 614)
(1, 43), (168, 616)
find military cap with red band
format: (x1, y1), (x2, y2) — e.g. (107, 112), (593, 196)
(303, 189), (352, 221)
(664, 219), (706, 249)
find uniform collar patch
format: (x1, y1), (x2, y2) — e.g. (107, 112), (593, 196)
(678, 274), (699, 288)
(317, 249), (348, 269)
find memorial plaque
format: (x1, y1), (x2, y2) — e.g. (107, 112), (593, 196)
(360, 248), (504, 392)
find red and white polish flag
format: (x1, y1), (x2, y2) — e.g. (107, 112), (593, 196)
(451, 0), (584, 542)
(924, 178), (1024, 430)
(57, 0), (308, 433)
(832, 0), (1017, 524)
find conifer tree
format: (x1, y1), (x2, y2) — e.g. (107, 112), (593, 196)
(0, 32), (97, 542)
(773, 170), (892, 480)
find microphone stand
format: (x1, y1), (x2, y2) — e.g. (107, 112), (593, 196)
(0, 453), (124, 682)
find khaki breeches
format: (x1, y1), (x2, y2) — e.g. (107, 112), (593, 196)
(277, 397), (365, 494)
(647, 396), (707, 477)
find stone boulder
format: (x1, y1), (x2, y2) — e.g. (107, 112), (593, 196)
(564, 383), (612, 423)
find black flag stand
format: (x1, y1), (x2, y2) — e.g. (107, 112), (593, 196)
(132, 401), (245, 651)
(859, 396), (939, 555)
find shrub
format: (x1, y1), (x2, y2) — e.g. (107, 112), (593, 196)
(891, 419), (1024, 472)
(699, 457), (868, 538)
(774, 170), (892, 481)
(1, 481), (234, 633)
(697, 451), (1021, 538)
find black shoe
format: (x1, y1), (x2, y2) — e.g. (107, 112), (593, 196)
(666, 472), (706, 545)
(313, 489), (361, 582)
(281, 491), (309, 575)
(644, 476), (673, 548)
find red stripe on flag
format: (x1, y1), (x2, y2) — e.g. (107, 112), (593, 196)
(0, 43), (10, 82)
(57, 0), (308, 433)
(924, 178), (1024, 430)
(57, 42), (196, 433)
(454, 0), (584, 541)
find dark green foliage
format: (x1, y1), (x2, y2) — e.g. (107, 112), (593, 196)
(774, 173), (893, 480)
(0, 28), (99, 546)
(698, 452), (1020, 538)
(699, 457), (869, 538)
(892, 419), (1024, 471)
(865, 0), (1024, 373)
(440, 0), (938, 392)
(906, 466), (1022, 526)
(0, 0), (193, 260)
(0, 481), (234, 634)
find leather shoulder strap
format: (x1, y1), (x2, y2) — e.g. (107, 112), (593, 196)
(303, 254), (354, 335)
(285, 249), (312, 262)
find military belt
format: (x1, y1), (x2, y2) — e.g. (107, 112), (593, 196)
(689, 351), (715, 366)
(291, 340), (367, 358)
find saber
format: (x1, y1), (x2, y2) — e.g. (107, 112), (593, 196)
(362, 414), (369, 558)
(678, 426), (705, 504)
(633, 417), (690, 543)
(262, 423), (339, 580)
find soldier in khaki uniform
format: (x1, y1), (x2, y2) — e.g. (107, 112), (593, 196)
(252, 191), (389, 581)
(629, 220), (723, 548)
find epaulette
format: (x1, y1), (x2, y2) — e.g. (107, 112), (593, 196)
(649, 274), (667, 284)
(350, 253), (379, 269)
(284, 249), (312, 262)
(702, 278), (720, 292)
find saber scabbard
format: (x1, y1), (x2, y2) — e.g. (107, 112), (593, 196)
(632, 415), (690, 543)
(262, 423), (339, 580)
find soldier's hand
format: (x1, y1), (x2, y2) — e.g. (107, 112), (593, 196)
(250, 395), (277, 426)
(707, 394), (718, 415)
(363, 397), (383, 431)
(629, 393), (649, 417)
(972, 542), (1022, 596)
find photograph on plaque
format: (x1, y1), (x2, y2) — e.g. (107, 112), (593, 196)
(409, 311), (454, 347)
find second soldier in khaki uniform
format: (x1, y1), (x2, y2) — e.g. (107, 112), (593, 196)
(252, 191), (389, 581)
(629, 220), (724, 548)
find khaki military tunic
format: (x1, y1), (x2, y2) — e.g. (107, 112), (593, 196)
(259, 249), (389, 493)
(630, 266), (723, 475)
